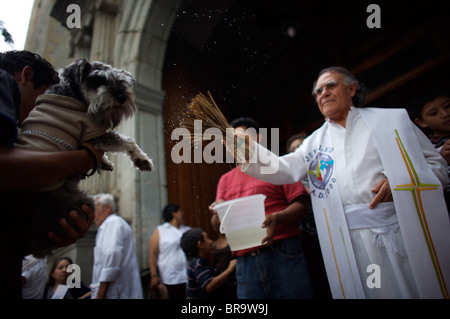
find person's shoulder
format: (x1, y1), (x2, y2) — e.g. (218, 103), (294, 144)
(0, 68), (15, 82)
(104, 214), (131, 229)
(188, 256), (200, 268)
(0, 69), (20, 99)
(358, 106), (407, 115)
(180, 225), (191, 232)
(220, 167), (238, 179)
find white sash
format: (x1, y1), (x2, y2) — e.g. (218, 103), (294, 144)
(305, 122), (365, 299)
(307, 108), (450, 299)
(359, 107), (450, 299)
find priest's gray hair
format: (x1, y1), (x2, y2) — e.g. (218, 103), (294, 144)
(312, 66), (366, 107)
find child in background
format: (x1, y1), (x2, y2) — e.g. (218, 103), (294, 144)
(181, 228), (236, 299)
(407, 85), (450, 214)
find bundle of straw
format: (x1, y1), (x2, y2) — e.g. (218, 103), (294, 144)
(180, 91), (249, 162)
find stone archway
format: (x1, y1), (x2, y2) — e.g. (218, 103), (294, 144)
(30, 0), (185, 280)
(111, 0), (184, 268)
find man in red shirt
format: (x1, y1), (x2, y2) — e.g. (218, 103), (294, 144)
(211, 117), (314, 299)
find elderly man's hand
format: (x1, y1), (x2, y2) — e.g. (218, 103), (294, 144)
(47, 204), (95, 248)
(369, 178), (393, 209)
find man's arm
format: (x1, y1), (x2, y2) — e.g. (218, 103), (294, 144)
(0, 144), (103, 191)
(148, 229), (161, 290)
(261, 196), (310, 245)
(413, 123), (448, 186)
(205, 259), (236, 293)
(95, 282), (111, 299)
(0, 144), (102, 248)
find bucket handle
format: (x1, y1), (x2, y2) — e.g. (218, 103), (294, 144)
(219, 203), (234, 234)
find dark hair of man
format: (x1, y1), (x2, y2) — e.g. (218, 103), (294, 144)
(0, 50), (59, 88)
(180, 228), (204, 260)
(162, 204), (180, 222)
(312, 66), (366, 107)
(229, 117), (260, 132)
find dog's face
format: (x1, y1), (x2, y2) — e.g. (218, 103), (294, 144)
(60, 58), (137, 129)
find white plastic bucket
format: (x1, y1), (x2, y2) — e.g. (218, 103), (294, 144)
(212, 194), (267, 251)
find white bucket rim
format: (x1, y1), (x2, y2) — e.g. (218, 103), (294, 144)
(213, 194), (267, 235)
(212, 194), (266, 212)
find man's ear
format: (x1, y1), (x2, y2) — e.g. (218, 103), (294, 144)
(414, 117), (428, 129)
(16, 65), (34, 85)
(349, 83), (357, 98)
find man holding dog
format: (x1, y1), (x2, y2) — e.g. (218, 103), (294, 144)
(0, 50), (104, 299)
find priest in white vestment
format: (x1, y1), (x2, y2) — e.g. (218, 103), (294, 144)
(234, 67), (450, 299)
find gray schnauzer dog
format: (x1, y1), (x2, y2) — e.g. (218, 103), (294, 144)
(14, 58), (153, 258)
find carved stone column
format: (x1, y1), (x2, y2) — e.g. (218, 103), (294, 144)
(112, 0), (183, 269)
(89, 0), (120, 64)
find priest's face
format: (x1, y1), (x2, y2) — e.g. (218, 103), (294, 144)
(314, 71), (356, 126)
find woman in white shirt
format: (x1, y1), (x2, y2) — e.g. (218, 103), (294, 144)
(148, 204), (191, 299)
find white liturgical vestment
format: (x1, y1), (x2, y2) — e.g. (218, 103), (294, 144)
(242, 107), (450, 299)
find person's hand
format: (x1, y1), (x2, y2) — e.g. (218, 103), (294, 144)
(223, 127), (255, 162)
(150, 275), (162, 290)
(47, 204), (95, 248)
(208, 199), (224, 213)
(369, 178), (393, 209)
(261, 213), (277, 246)
(440, 140), (450, 165)
(227, 259), (237, 271)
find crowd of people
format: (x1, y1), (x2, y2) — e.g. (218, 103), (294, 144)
(1, 49), (449, 299)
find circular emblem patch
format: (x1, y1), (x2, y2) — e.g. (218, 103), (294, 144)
(308, 153), (334, 190)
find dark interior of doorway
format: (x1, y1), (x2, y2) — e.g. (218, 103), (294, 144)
(162, 0), (450, 234)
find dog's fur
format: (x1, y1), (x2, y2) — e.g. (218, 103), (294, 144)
(15, 58), (153, 258)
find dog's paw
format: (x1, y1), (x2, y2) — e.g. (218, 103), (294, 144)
(134, 158), (154, 171)
(100, 159), (115, 171)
